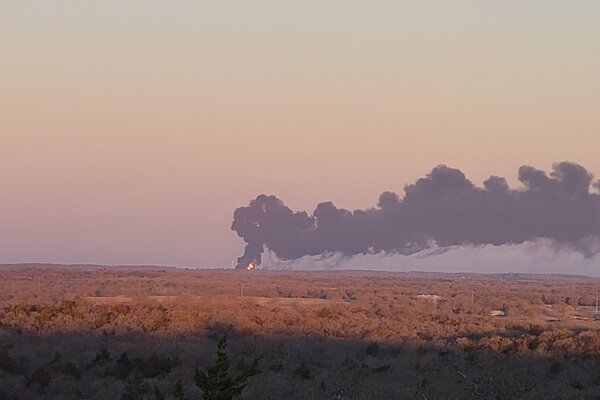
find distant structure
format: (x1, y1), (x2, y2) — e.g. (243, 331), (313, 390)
(415, 294), (442, 301)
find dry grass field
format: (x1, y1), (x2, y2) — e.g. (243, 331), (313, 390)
(2, 265), (600, 399)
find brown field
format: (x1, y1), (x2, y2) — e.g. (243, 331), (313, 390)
(2, 265), (600, 399)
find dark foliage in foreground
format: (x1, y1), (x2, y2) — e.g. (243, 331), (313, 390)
(155, 331), (261, 400)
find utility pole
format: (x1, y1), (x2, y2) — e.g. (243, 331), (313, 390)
(595, 287), (598, 314)
(471, 287), (474, 304)
(240, 283), (244, 298)
(138, 277), (142, 297)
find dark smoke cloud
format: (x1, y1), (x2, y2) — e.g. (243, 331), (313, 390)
(231, 162), (600, 269)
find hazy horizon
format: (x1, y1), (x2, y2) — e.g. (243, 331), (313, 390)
(2, 2), (600, 271)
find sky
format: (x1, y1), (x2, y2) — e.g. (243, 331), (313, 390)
(1, 1), (600, 268)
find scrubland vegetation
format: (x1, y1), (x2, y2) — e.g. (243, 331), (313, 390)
(2, 265), (600, 399)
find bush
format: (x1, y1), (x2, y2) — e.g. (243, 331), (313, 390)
(268, 360), (284, 372)
(155, 379), (186, 400)
(528, 325), (544, 336)
(27, 368), (52, 389)
(141, 353), (173, 378)
(61, 362), (82, 380)
(316, 308), (333, 318)
(0, 348), (20, 375)
(294, 363), (311, 380)
(372, 364), (392, 373)
(366, 342), (380, 357)
(109, 353), (136, 380)
(549, 361), (563, 375)
(94, 348), (111, 364)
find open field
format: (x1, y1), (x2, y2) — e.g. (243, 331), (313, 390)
(2, 265), (600, 399)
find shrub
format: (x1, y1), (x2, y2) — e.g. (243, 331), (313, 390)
(94, 348), (111, 364)
(316, 308), (333, 318)
(141, 353), (173, 378)
(155, 379), (186, 400)
(294, 363), (311, 380)
(61, 362), (82, 380)
(0, 348), (20, 375)
(109, 353), (136, 380)
(366, 342), (380, 357)
(372, 364), (392, 373)
(268, 360), (284, 372)
(549, 361), (563, 375)
(27, 368), (52, 389)
(59, 300), (78, 316)
(50, 351), (62, 364)
(528, 325), (544, 336)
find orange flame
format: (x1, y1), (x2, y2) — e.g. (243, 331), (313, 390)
(246, 261), (256, 271)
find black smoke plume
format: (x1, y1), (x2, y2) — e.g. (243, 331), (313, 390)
(231, 162), (600, 269)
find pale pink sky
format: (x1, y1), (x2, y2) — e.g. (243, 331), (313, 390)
(1, 2), (599, 266)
